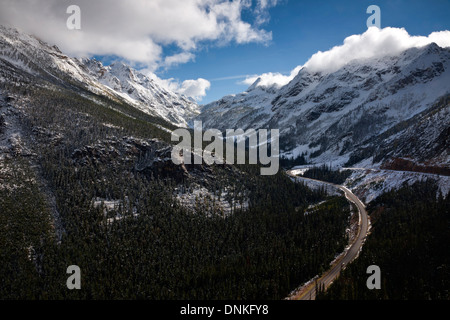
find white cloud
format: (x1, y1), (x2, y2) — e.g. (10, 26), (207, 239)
(0, 0), (276, 71)
(211, 74), (250, 81)
(147, 72), (211, 102)
(246, 27), (450, 89)
(241, 65), (302, 88)
(177, 78), (211, 101)
(304, 27), (450, 73)
(163, 52), (195, 69)
(255, 0), (279, 25)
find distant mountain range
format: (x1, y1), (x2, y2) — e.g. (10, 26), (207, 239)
(1, 25), (449, 174)
(197, 42), (450, 172)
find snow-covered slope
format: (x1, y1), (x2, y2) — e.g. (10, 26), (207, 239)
(0, 25), (199, 127)
(198, 43), (450, 170)
(79, 59), (199, 126)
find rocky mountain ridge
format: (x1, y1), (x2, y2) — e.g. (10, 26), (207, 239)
(0, 25), (199, 127)
(197, 42), (450, 171)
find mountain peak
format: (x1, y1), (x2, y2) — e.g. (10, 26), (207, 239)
(247, 77), (262, 91)
(109, 61), (134, 78)
(246, 77), (281, 94)
(424, 42), (441, 54)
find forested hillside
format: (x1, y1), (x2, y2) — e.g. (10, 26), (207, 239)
(302, 165), (352, 185)
(0, 78), (352, 299)
(318, 180), (450, 300)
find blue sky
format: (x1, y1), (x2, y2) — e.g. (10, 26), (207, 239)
(159, 0), (450, 104)
(1, 0), (449, 104)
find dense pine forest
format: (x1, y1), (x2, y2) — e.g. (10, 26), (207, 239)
(302, 165), (352, 185)
(0, 81), (352, 299)
(318, 180), (450, 300)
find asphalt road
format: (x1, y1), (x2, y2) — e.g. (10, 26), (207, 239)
(286, 172), (370, 300)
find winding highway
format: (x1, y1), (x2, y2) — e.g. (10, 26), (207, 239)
(286, 171), (370, 300)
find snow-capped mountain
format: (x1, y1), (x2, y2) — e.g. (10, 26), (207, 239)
(0, 25), (199, 127)
(79, 59), (199, 126)
(1, 25), (449, 172)
(197, 43), (450, 170)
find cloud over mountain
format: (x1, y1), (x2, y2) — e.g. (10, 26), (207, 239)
(241, 65), (303, 88)
(247, 27), (450, 89)
(0, 0), (276, 71)
(147, 72), (211, 102)
(305, 27), (450, 73)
